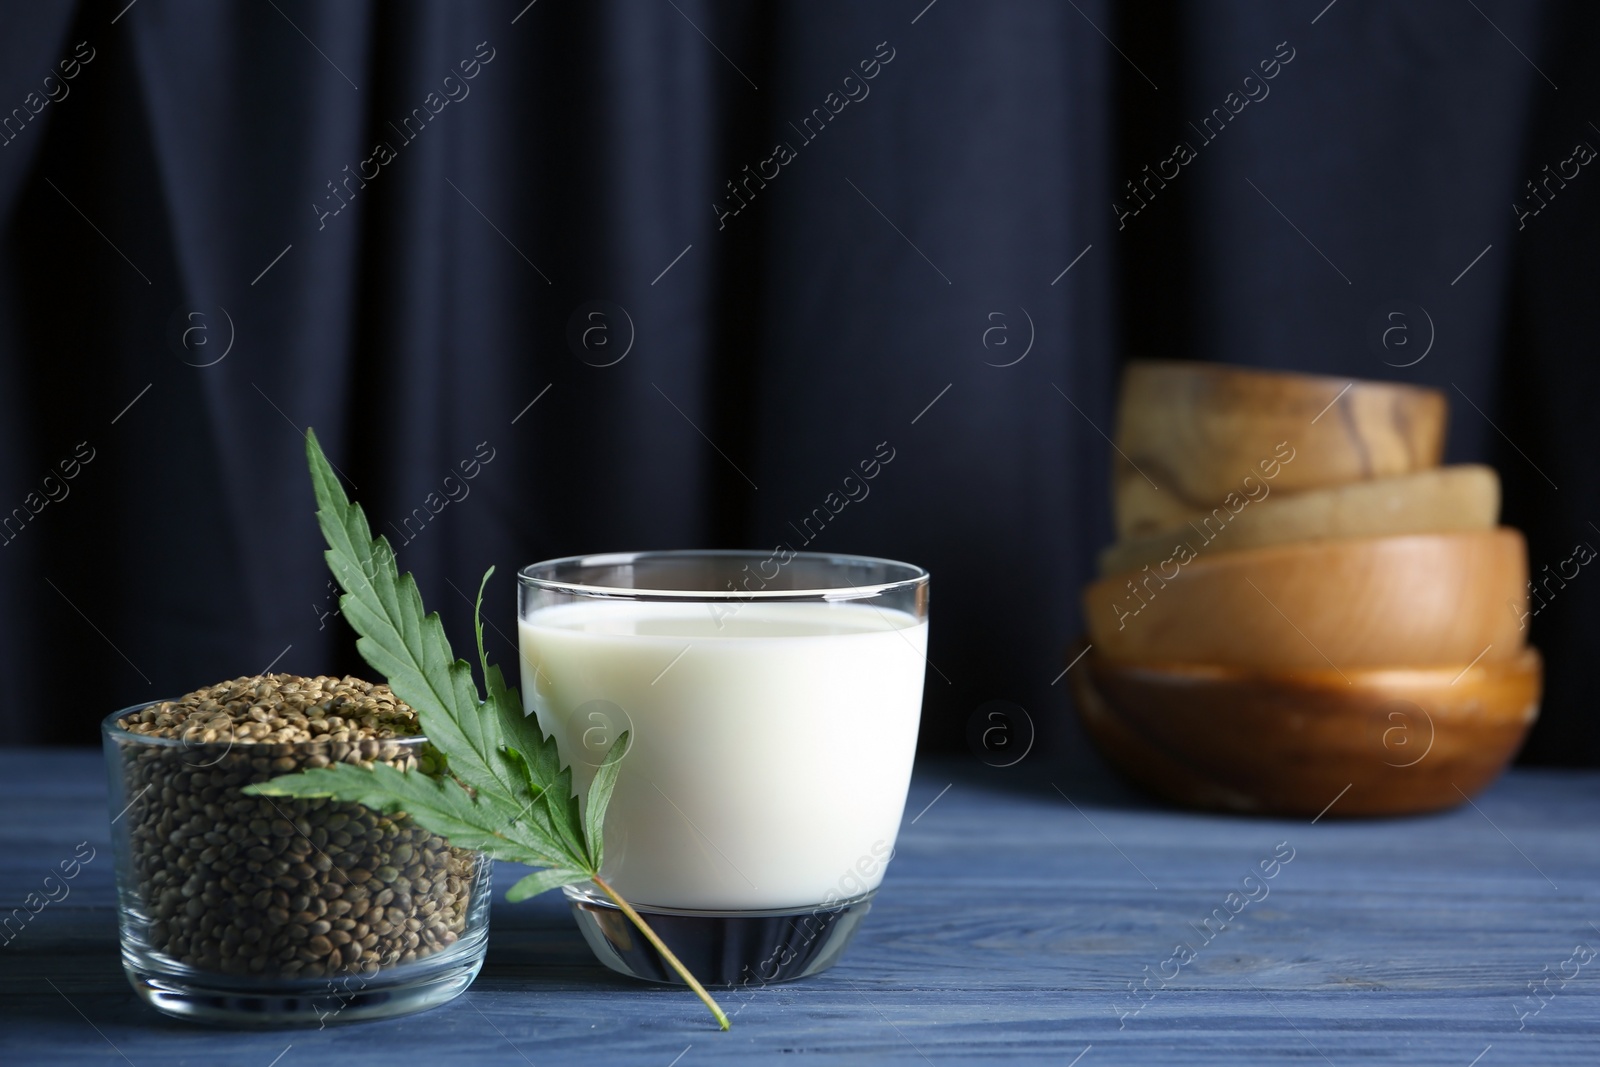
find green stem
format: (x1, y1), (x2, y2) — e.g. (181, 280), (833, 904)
(591, 875), (730, 1031)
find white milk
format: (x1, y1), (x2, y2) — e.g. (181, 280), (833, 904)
(517, 600), (927, 911)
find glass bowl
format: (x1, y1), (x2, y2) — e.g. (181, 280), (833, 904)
(102, 703), (491, 1026)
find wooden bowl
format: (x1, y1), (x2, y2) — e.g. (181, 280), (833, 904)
(1069, 644), (1542, 816)
(1083, 529), (1528, 671)
(1113, 360), (1447, 538)
(1097, 465), (1500, 577)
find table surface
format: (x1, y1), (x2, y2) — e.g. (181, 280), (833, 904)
(1, 749), (1596, 1066)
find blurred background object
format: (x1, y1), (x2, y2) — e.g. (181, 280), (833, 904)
(1076, 364), (1542, 813)
(1, 1), (1595, 769)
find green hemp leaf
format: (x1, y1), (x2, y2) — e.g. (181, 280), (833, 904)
(244, 429), (728, 1030)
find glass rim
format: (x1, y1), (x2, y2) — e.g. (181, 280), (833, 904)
(100, 703), (430, 750)
(516, 549), (929, 601)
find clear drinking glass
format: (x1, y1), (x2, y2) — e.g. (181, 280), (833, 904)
(516, 550), (929, 988)
(102, 708), (492, 1025)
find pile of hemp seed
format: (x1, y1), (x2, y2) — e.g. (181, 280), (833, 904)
(113, 674), (484, 979)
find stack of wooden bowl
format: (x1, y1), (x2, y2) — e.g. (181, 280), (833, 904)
(1072, 360), (1541, 816)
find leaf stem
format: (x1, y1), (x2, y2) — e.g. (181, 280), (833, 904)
(590, 875), (730, 1031)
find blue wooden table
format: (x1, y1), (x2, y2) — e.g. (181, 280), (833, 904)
(2, 749), (1597, 1065)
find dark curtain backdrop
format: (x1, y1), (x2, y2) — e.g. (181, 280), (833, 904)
(0, 1), (1594, 768)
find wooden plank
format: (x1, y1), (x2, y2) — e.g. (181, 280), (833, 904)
(1, 751), (1596, 1065)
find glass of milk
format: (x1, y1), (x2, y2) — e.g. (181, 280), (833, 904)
(517, 550), (929, 987)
